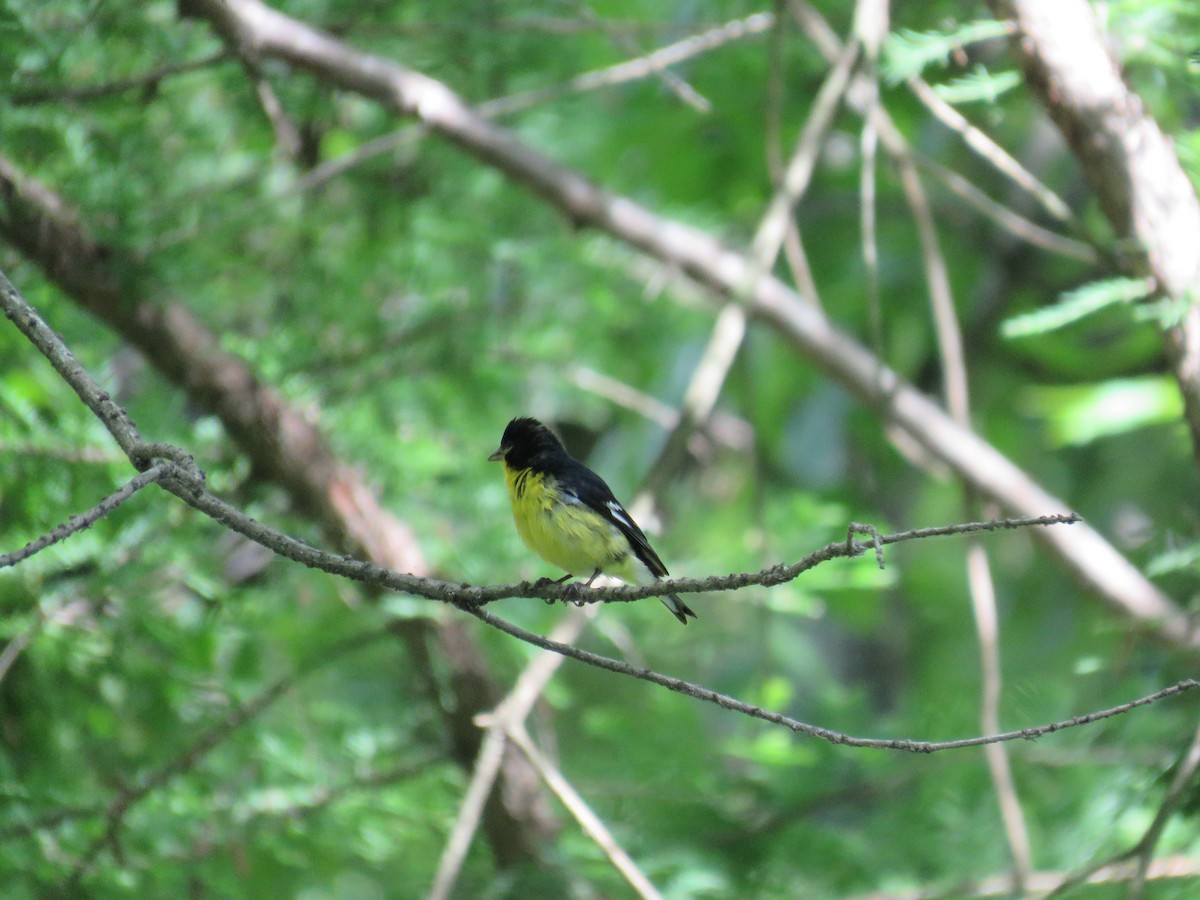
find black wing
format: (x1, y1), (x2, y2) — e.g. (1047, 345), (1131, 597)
(557, 458), (670, 578)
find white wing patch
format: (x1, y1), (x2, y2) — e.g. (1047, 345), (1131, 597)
(606, 500), (635, 530)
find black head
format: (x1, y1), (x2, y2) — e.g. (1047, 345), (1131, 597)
(488, 417), (567, 469)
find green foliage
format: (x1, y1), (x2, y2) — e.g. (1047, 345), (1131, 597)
(1002, 277), (1156, 338)
(932, 67), (1021, 105)
(882, 19), (1012, 84)
(2, 1), (1200, 898)
(1024, 377), (1183, 446)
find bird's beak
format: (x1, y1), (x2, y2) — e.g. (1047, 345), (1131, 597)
(488, 445), (506, 462)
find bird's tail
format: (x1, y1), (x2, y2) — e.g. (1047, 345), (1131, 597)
(660, 592), (697, 625)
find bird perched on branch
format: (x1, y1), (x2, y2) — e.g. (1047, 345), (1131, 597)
(489, 417), (696, 624)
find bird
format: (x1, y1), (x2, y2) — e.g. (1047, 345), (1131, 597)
(488, 417), (697, 625)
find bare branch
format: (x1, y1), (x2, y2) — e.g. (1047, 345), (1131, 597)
(968, 541), (1033, 886)
(875, 19), (1035, 880)
(0, 281), (1097, 609)
(229, 756), (441, 822)
(638, 20), (858, 503)
(170, 0), (1193, 646)
(10, 51), (231, 105)
(1130, 720), (1200, 896)
(0, 281), (1091, 613)
(471, 606), (1200, 752)
(0, 441), (125, 464)
(847, 854), (1200, 899)
(0, 606), (47, 686)
(509, 8), (776, 116)
(290, 12), (775, 197)
(159, 477), (1087, 607)
(989, 0), (1200, 463)
(427, 729), (506, 900)
(561, 1), (708, 112)
(0, 271), (1189, 765)
(428, 611), (590, 900)
(750, 36), (860, 284)
(913, 154), (1099, 264)
(0, 157), (556, 863)
(507, 722), (661, 900)
(238, 58), (304, 158)
(904, 76), (1075, 227)
(1044, 718), (1200, 898)
(0, 463), (176, 570)
(0, 273), (150, 463)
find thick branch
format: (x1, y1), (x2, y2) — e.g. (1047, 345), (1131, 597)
(0, 159), (554, 869)
(0, 285), (1189, 758)
(989, 0), (1200, 461)
(174, 0), (1193, 647)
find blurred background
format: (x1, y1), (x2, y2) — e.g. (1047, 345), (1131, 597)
(2, 1), (1199, 897)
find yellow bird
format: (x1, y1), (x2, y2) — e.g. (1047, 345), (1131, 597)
(489, 417), (696, 624)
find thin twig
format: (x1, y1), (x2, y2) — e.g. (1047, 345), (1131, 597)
(428, 610), (592, 900)
(860, 81), (883, 358)
(887, 24), (1037, 875)
(905, 76), (1075, 226)
(507, 722), (662, 900)
(156, 12), (776, 242)
(749, 37), (861, 282)
(0, 606), (47, 685)
(425, 729), (506, 900)
(471, 607), (1200, 752)
(968, 541), (1033, 886)
(166, 0), (1189, 647)
(0, 282), (1087, 609)
(914, 154), (1099, 263)
(238, 58), (303, 158)
(1044, 718), (1200, 898)
(636, 24), (860, 503)
(4, 272), (1150, 772)
(1130, 720), (1200, 897)
(0, 441), (125, 464)
(894, 110), (968, 424)
(0, 273), (147, 460)
(795, 0), (1094, 277)
(0, 272), (1083, 603)
(0, 464), (173, 569)
(569, 366), (678, 428)
(848, 853), (1200, 900)
(230, 756), (441, 822)
(485, 11), (774, 118)
(563, 1), (710, 112)
(880, 23), (1036, 878)
(10, 51), (230, 105)
(64, 680), (295, 889)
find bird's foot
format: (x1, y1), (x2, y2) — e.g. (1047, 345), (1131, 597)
(535, 573), (575, 604)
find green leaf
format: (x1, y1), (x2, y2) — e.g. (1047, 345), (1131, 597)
(882, 20), (1012, 83)
(932, 68), (1021, 104)
(1001, 277), (1155, 338)
(1023, 376), (1182, 445)
(1146, 543), (1200, 577)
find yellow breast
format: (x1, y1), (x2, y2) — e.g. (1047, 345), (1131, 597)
(502, 463), (638, 581)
